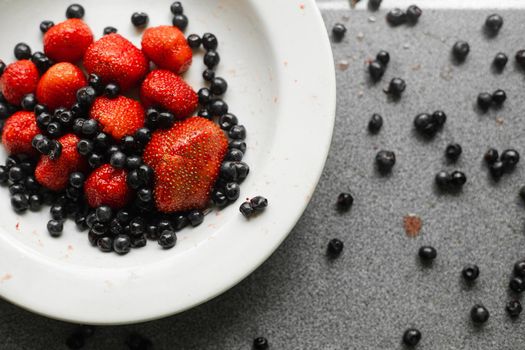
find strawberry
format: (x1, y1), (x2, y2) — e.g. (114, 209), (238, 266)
(89, 96), (145, 140)
(84, 164), (131, 209)
(36, 62), (87, 110)
(43, 19), (93, 63)
(140, 69), (197, 119)
(143, 116), (228, 212)
(141, 25), (192, 74)
(35, 134), (87, 191)
(83, 34), (148, 92)
(0, 60), (39, 105)
(1, 111), (39, 156)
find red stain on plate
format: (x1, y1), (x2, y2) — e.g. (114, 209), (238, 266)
(15, 222), (20, 231)
(0, 273), (12, 283)
(403, 214), (422, 237)
(299, 3), (305, 9)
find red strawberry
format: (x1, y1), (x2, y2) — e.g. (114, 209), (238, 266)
(35, 134), (87, 191)
(83, 34), (148, 92)
(36, 62), (87, 110)
(143, 116), (228, 212)
(84, 164), (131, 209)
(1, 111), (39, 156)
(141, 25), (192, 74)
(44, 19), (93, 63)
(89, 96), (145, 140)
(0, 60), (39, 105)
(140, 69), (197, 119)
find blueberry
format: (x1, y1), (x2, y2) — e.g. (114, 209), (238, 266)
(8, 166), (25, 183)
(239, 201), (254, 218)
(87, 230), (98, 246)
(229, 140), (246, 153)
(492, 89), (506, 105)
(32, 53), (52, 73)
(477, 92), (492, 111)
(29, 194), (43, 211)
(187, 34), (201, 49)
(47, 121), (62, 137)
(103, 26), (117, 35)
(173, 213), (188, 230)
(97, 236), (113, 252)
(196, 108), (210, 119)
(172, 14), (188, 31)
(493, 52), (508, 70)
(88, 153), (104, 168)
(91, 222), (107, 236)
(127, 170), (141, 189)
(36, 112), (52, 130)
(402, 328), (421, 346)
(93, 133), (110, 152)
(332, 23), (346, 41)
(197, 88), (212, 106)
(131, 12), (149, 27)
(516, 50), (525, 69)
(471, 304), (490, 324)
(5, 155), (19, 169)
(47, 140), (62, 160)
(375, 150), (396, 173)
(113, 234), (131, 254)
(158, 112), (175, 129)
(501, 149), (520, 171)
(66, 4), (85, 19)
(484, 148), (498, 164)
(252, 337), (270, 350)
(170, 1), (184, 15)
(0, 103), (10, 119)
(219, 113), (238, 131)
(81, 119), (99, 137)
(34, 104), (47, 116)
(506, 300), (522, 318)
(204, 50), (220, 69)
(510, 277), (525, 293)
(386, 78), (406, 97)
(229, 125), (246, 140)
(21, 94), (37, 111)
(104, 83), (120, 98)
(77, 139), (94, 156)
(202, 69), (215, 82)
(0, 62), (4, 77)
(110, 151), (126, 168)
(327, 238), (344, 257)
(125, 155), (142, 170)
(50, 204), (66, 220)
(145, 108), (160, 129)
(159, 230), (177, 249)
(386, 8), (406, 26)
(368, 60), (385, 81)
(450, 171), (467, 187)
(220, 161), (238, 181)
(137, 164), (153, 185)
(40, 20), (54, 33)
(462, 264), (480, 282)
(406, 5), (422, 23)
(24, 176), (39, 192)
(224, 182), (240, 201)
(187, 210), (204, 227)
(121, 135), (138, 153)
(9, 184), (26, 195)
(11, 193), (29, 212)
(445, 143), (462, 162)
(225, 148), (243, 161)
(212, 190), (228, 207)
(202, 33), (218, 51)
(0, 166), (7, 184)
(32, 133), (45, 148)
(368, 113), (383, 133)
(250, 196), (268, 211)
(129, 217), (145, 236)
(452, 41), (470, 62)
(135, 127), (151, 146)
(368, 0), (382, 10)
(336, 192), (353, 211)
(88, 74), (103, 94)
(376, 50), (390, 66)
(58, 110), (74, 127)
(137, 188), (152, 202)
(514, 260), (525, 277)
(234, 162), (250, 181)
(418, 246), (437, 261)
(208, 99), (228, 116)
(95, 205), (112, 223)
(485, 14), (503, 34)
(14, 43), (31, 60)
(46, 219), (63, 237)
(490, 161), (505, 180)
(76, 87), (96, 107)
(435, 171), (451, 189)
(210, 77), (228, 95)
(131, 235), (147, 248)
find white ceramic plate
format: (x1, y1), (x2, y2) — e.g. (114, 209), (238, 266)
(0, 0), (335, 324)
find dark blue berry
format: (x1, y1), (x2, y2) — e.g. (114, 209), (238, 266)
(170, 1), (183, 15)
(202, 33), (218, 50)
(103, 26), (117, 35)
(332, 23), (346, 41)
(327, 238), (344, 257)
(187, 34), (201, 49)
(204, 50), (220, 69)
(14, 43), (31, 60)
(40, 20), (54, 33)
(113, 234), (131, 254)
(104, 83), (119, 98)
(47, 219), (63, 237)
(131, 12), (149, 27)
(172, 14), (188, 31)
(187, 210), (204, 227)
(66, 4), (85, 19)
(158, 230), (177, 248)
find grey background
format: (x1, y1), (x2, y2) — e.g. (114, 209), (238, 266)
(2, 7), (525, 350)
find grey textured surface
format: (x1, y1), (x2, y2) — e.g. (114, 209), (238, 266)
(2, 8), (525, 350)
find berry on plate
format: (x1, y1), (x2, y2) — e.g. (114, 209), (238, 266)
(141, 25), (192, 74)
(1, 111), (40, 156)
(90, 96), (145, 140)
(143, 116), (228, 212)
(35, 133), (87, 191)
(36, 62), (87, 110)
(83, 33), (148, 92)
(43, 19), (93, 63)
(0, 60), (39, 105)
(84, 164), (131, 209)
(140, 69), (197, 119)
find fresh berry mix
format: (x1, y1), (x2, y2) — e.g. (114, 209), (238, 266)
(0, 3), (261, 255)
